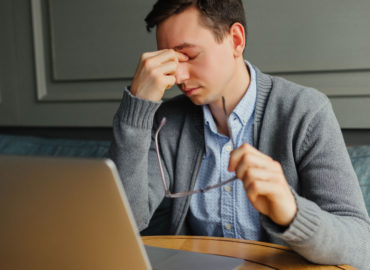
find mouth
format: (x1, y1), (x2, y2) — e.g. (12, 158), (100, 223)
(182, 86), (201, 96)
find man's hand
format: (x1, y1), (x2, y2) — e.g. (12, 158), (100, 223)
(228, 143), (297, 226)
(130, 49), (188, 102)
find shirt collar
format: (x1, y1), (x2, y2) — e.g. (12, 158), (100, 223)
(203, 102), (218, 134)
(202, 60), (257, 133)
(232, 60), (257, 126)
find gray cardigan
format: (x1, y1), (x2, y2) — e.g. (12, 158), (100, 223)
(109, 66), (370, 269)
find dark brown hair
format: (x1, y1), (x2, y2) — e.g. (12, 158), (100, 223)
(145, 0), (247, 42)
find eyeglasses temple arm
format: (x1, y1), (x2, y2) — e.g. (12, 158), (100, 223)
(154, 117), (171, 196)
(165, 176), (238, 198)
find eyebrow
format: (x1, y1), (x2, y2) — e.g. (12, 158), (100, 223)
(173, 43), (197, 50)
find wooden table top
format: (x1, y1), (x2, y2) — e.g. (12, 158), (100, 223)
(142, 235), (357, 270)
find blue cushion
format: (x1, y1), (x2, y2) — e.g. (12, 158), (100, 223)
(0, 134), (110, 158)
(1, 134), (369, 214)
(347, 145), (370, 214)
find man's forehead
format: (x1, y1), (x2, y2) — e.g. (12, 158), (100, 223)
(157, 36), (200, 50)
(156, 6), (207, 50)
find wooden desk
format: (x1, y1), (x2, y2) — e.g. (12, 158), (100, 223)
(142, 236), (357, 270)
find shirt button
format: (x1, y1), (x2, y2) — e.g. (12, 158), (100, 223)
(225, 223), (232, 230)
(225, 145), (232, 152)
(224, 185), (232, 192)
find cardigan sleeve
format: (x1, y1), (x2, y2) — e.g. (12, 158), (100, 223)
(261, 101), (370, 269)
(108, 88), (168, 231)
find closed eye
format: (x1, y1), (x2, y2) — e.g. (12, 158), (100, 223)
(187, 53), (200, 61)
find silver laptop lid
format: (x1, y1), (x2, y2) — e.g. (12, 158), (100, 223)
(0, 155), (151, 270)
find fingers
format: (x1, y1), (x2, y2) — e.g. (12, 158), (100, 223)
(156, 60), (178, 76)
(131, 49), (188, 101)
(244, 171), (297, 226)
(230, 144), (283, 185)
(244, 171), (276, 203)
(150, 61), (178, 90)
(242, 167), (279, 189)
(234, 152), (275, 180)
(141, 49), (188, 68)
(227, 143), (297, 226)
(174, 51), (189, 62)
(162, 75), (176, 90)
(228, 143), (275, 172)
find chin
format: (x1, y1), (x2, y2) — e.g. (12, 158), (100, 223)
(186, 95), (206, 106)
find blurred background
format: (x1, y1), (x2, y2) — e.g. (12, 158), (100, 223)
(1, 0), (370, 144)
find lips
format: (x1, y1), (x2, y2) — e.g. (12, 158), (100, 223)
(182, 86), (201, 96)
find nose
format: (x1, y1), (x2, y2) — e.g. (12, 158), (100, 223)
(175, 62), (190, 84)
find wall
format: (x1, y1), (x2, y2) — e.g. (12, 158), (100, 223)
(1, 0), (370, 142)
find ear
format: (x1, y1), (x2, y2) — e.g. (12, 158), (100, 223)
(229, 22), (246, 57)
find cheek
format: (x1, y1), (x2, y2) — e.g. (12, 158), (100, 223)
(197, 51), (233, 85)
(193, 53), (228, 82)
(188, 43), (234, 86)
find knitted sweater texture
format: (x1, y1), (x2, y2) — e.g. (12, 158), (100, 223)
(109, 66), (370, 269)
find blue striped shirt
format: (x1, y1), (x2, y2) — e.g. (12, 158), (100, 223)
(189, 62), (261, 240)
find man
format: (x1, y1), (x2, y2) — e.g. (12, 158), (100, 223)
(109, 0), (370, 268)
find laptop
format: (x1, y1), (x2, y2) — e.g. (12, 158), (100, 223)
(0, 155), (244, 270)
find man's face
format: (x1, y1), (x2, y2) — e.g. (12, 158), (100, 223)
(156, 6), (238, 106)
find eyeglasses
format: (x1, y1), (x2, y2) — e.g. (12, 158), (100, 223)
(154, 97), (238, 198)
